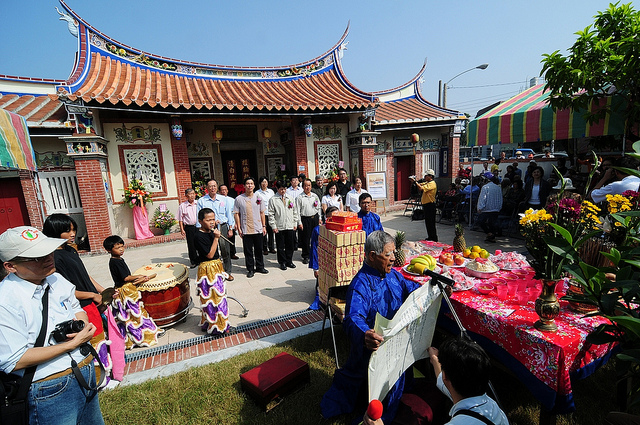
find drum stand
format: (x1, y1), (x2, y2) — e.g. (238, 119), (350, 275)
(228, 296), (249, 318)
(424, 269), (503, 411)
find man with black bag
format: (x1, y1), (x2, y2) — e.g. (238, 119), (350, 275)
(0, 226), (105, 425)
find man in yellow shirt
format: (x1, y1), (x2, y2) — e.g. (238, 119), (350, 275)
(414, 169), (438, 241)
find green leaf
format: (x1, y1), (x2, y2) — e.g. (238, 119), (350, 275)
(606, 316), (640, 340)
(548, 223), (573, 244)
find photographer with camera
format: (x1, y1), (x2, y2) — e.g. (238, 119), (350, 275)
(0, 226), (105, 425)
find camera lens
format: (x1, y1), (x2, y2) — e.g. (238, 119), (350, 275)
(70, 320), (85, 333)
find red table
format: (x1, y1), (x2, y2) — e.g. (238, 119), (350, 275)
(397, 241), (615, 418)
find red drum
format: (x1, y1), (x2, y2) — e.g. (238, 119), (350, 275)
(134, 263), (192, 327)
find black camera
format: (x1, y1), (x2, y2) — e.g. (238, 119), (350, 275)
(51, 320), (85, 343)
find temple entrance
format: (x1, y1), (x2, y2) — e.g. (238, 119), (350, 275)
(395, 155), (414, 201)
(221, 150), (258, 196)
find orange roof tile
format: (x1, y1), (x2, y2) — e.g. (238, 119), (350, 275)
(0, 93), (67, 128)
(53, 2), (376, 114)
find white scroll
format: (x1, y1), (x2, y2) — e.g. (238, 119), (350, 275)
(368, 282), (442, 402)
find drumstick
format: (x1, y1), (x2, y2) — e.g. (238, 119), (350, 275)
(219, 234), (235, 246)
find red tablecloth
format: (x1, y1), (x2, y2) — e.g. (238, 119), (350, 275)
(396, 240), (615, 412)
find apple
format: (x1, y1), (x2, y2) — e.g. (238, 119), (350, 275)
(454, 255), (465, 266)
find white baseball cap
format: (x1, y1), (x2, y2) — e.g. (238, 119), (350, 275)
(553, 178), (576, 190)
(0, 227), (66, 262)
(426, 169), (435, 177)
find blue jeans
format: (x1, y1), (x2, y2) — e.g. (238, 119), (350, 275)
(29, 363), (104, 425)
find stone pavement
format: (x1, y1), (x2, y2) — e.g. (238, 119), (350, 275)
(82, 211), (525, 386)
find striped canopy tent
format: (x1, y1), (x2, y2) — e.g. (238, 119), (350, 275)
(468, 84), (627, 146)
(0, 109), (36, 171)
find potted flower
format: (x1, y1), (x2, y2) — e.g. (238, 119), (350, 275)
(152, 206), (178, 235)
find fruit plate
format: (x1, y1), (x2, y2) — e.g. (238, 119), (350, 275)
(402, 265), (422, 276)
(437, 259), (469, 268)
(464, 266), (498, 279)
(402, 264), (441, 276)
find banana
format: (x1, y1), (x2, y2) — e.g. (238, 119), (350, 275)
(410, 257), (429, 266)
(412, 263), (427, 274)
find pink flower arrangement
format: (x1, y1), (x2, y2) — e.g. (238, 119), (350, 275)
(288, 200), (293, 209)
(313, 200), (319, 208)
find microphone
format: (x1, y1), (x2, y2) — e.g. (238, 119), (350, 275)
(359, 399), (383, 424)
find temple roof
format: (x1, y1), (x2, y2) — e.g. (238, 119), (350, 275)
(0, 92), (67, 128)
(52, 1), (376, 114)
(372, 60), (464, 128)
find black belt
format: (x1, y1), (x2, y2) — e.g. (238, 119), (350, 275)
(184, 224), (196, 227)
(302, 214), (319, 219)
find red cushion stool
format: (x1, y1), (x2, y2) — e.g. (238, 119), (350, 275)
(240, 352), (310, 411)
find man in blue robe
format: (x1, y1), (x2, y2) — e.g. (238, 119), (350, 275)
(321, 230), (420, 423)
(357, 193), (383, 236)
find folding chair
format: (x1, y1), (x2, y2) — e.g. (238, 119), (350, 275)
(319, 285), (349, 368)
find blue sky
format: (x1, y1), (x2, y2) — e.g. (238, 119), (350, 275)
(1, 0), (625, 116)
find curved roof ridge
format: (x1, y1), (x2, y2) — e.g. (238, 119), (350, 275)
(370, 58), (427, 96)
(414, 85), (460, 115)
(332, 49), (377, 102)
(58, 1), (352, 74)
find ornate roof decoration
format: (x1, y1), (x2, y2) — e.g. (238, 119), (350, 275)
(53, 1), (376, 114)
(372, 59), (464, 127)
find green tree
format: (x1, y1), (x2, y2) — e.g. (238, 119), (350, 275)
(541, 2), (640, 140)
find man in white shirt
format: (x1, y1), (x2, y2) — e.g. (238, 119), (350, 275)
(0, 227), (104, 425)
(476, 176), (503, 243)
(345, 177), (368, 213)
(286, 175), (303, 200)
(591, 156), (640, 203)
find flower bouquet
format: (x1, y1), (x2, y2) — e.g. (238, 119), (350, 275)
(123, 179), (152, 207)
(152, 207), (177, 232)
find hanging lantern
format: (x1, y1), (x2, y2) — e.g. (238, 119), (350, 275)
(262, 128), (272, 141)
(171, 117), (183, 140)
(304, 123), (313, 137)
(411, 133), (420, 143)
(212, 129), (223, 141)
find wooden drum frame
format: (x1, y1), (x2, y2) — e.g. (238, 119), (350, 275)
(133, 263), (193, 327)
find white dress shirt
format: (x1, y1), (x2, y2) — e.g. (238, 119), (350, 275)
(0, 273), (86, 380)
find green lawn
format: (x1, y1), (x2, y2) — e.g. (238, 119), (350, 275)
(99, 329), (619, 425)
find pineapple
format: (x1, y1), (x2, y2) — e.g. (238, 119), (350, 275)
(393, 231), (406, 267)
(453, 224), (466, 252)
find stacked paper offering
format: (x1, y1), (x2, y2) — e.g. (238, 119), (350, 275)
(317, 214), (365, 305)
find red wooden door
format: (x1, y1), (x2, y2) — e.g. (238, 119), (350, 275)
(0, 178), (30, 233)
(395, 156), (414, 201)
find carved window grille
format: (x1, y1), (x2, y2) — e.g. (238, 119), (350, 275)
(118, 145), (167, 197)
(316, 143), (340, 178)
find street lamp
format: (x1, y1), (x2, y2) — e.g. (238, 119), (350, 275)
(439, 63), (488, 108)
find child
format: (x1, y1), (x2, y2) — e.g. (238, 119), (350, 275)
(308, 206), (338, 310)
(103, 235), (150, 288)
(195, 208), (230, 335)
(103, 235), (160, 349)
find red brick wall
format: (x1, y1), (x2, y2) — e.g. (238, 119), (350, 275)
(171, 136), (191, 198)
(19, 170), (43, 228)
(74, 159), (111, 252)
(292, 124), (308, 176)
(358, 147), (375, 183)
(386, 153), (395, 205)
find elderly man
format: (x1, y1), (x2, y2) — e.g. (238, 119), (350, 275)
(591, 156), (640, 203)
(269, 180), (300, 270)
(177, 188), (198, 267)
(358, 193), (383, 236)
(0, 227), (104, 425)
(219, 184), (239, 260)
(415, 169), (438, 242)
(197, 179), (235, 281)
(312, 174), (325, 201)
(321, 231), (422, 424)
(476, 176), (503, 243)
